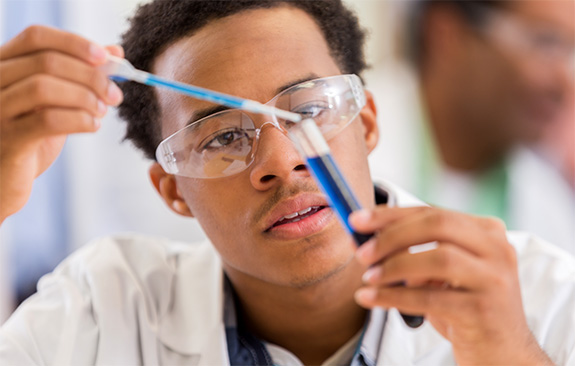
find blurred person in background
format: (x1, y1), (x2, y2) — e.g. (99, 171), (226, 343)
(369, 0), (575, 253)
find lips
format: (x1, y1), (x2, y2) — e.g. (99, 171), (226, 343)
(271, 206), (325, 228)
(263, 194), (333, 237)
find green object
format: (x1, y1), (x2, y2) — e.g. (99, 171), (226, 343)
(415, 106), (510, 225)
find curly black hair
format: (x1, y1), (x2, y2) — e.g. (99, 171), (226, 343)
(118, 0), (368, 160)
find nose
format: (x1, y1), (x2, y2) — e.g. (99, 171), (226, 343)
(249, 122), (309, 190)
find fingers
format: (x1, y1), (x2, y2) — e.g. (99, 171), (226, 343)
(0, 52), (123, 105)
(0, 26), (122, 222)
(355, 285), (478, 324)
(349, 206), (427, 233)
(353, 207), (511, 266)
(361, 243), (490, 290)
(105, 44), (124, 58)
(0, 25), (108, 64)
(1, 74), (108, 120)
(4, 109), (100, 145)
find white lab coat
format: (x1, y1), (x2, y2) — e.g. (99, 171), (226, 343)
(1, 183), (575, 365)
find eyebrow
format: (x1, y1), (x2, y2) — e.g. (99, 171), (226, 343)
(188, 105), (231, 125)
(185, 73), (320, 126)
(274, 74), (319, 95)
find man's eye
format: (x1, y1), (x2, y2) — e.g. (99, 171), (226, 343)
(293, 102), (330, 119)
(531, 31), (563, 51)
(202, 129), (246, 149)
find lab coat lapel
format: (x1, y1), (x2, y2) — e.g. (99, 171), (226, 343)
(377, 309), (415, 366)
(158, 241), (229, 364)
(378, 309), (453, 365)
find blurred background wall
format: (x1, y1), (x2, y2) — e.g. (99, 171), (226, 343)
(1, 0), (573, 324)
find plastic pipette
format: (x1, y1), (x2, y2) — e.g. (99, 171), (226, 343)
(289, 118), (425, 328)
(100, 55), (302, 123)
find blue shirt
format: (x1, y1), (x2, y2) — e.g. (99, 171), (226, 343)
(223, 276), (386, 366)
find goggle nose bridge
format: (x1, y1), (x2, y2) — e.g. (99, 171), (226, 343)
(254, 120), (291, 139)
(248, 119), (295, 164)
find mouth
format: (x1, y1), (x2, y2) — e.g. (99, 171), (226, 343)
(262, 195), (334, 240)
(268, 205), (327, 230)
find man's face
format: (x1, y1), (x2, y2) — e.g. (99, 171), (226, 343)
(451, 0), (574, 145)
(152, 6), (377, 287)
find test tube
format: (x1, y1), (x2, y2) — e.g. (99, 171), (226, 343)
(289, 118), (424, 328)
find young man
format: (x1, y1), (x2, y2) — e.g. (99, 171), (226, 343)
(0, 1), (574, 365)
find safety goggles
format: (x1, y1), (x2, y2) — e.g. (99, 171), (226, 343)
(482, 7), (575, 70)
(156, 74), (366, 179)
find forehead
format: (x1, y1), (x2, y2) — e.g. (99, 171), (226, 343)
(152, 6), (342, 137)
(510, 0), (574, 31)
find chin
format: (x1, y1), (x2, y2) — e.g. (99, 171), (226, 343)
(282, 249), (358, 289)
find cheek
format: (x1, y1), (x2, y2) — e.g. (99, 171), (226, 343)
(515, 59), (558, 92)
(177, 178), (252, 241)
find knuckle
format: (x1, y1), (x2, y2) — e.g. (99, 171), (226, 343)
(481, 216), (507, 233)
(36, 109), (59, 130)
(491, 272), (513, 292)
(29, 75), (52, 102)
(479, 216), (516, 262)
(38, 52), (59, 74)
(434, 247), (455, 270)
(473, 296), (495, 319)
(22, 25), (45, 47)
(426, 210), (450, 232)
(501, 243), (518, 266)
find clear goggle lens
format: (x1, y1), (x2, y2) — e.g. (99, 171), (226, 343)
(156, 74), (366, 179)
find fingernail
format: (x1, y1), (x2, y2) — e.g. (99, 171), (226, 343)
(355, 237), (376, 263)
(90, 43), (108, 63)
(93, 118), (101, 130)
(355, 288), (377, 305)
(362, 266), (381, 283)
(107, 82), (123, 105)
(97, 100), (107, 116)
(350, 209), (371, 225)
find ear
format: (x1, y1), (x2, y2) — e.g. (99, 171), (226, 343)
(149, 163), (194, 217)
(359, 89), (379, 154)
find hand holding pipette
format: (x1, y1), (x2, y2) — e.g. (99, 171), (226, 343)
(0, 26), (124, 224)
(100, 55), (301, 123)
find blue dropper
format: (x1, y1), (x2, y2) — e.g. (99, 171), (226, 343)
(100, 55), (302, 123)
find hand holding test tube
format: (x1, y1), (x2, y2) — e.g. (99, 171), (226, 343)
(289, 119), (425, 328)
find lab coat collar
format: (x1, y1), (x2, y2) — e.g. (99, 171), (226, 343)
(157, 241), (229, 364)
(156, 181), (434, 364)
(378, 309), (450, 365)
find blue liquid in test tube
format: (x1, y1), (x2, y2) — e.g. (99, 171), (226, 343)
(290, 119), (424, 328)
